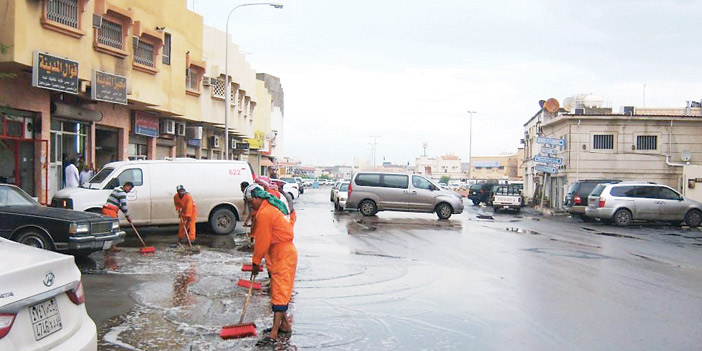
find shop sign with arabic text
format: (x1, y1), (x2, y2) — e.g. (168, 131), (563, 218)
(32, 52), (79, 94)
(92, 70), (127, 105)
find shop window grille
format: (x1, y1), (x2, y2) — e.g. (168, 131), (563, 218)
(134, 40), (155, 67)
(162, 33), (171, 65)
(98, 19), (123, 49)
(47, 0), (79, 29)
(593, 134), (614, 150)
(636, 135), (657, 150)
(212, 78), (226, 98)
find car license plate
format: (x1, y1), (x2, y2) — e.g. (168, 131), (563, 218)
(102, 240), (113, 250)
(30, 297), (62, 341)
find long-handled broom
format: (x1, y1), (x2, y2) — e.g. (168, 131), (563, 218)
(181, 218), (201, 254)
(129, 222), (156, 254)
(220, 272), (258, 339)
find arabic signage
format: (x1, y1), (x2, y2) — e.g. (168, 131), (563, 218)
(92, 70), (127, 105)
(540, 146), (558, 155)
(32, 52), (79, 94)
(536, 136), (565, 146)
(187, 139), (201, 147)
(534, 155), (563, 165)
(535, 165), (558, 174)
(473, 161), (501, 168)
(133, 111), (159, 137)
(246, 131), (265, 149)
(236, 142), (250, 150)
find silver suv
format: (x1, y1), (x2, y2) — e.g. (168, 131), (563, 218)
(346, 172), (464, 219)
(585, 182), (702, 227)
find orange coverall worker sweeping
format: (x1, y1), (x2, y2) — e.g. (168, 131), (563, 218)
(173, 185), (197, 242)
(246, 184), (297, 342)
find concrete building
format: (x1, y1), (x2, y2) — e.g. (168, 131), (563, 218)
(415, 155), (465, 181)
(470, 155), (520, 181)
(522, 96), (702, 209)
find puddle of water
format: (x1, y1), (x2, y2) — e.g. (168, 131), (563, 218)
(593, 232), (639, 240)
(505, 227), (541, 235)
(581, 227), (596, 232)
(476, 215), (494, 220)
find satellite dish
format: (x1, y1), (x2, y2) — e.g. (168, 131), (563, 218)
(681, 150), (692, 162)
(544, 98), (560, 113)
(422, 142), (428, 149)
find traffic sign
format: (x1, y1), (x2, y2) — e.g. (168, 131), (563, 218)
(540, 146), (558, 155)
(534, 155), (563, 165)
(535, 165), (558, 174)
(536, 136), (565, 146)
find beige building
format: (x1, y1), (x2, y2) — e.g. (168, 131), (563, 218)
(470, 155), (519, 180)
(415, 155), (465, 181)
(523, 99), (702, 208)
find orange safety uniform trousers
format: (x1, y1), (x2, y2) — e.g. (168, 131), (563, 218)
(268, 241), (298, 311)
(174, 193), (197, 241)
(102, 204), (119, 218)
(177, 209), (197, 241)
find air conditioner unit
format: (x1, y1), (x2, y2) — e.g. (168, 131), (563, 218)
(23, 118), (34, 139)
(623, 106), (635, 115)
(160, 119), (175, 135)
(185, 126), (203, 139)
(202, 76), (211, 86)
(230, 137), (238, 148)
(209, 135), (220, 148)
(210, 77), (218, 85)
(175, 122), (186, 136)
(92, 14), (103, 29)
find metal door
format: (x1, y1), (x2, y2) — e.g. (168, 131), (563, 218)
(633, 186), (660, 220)
(378, 174), (409, 211)
(656, 187), (686, 221)
(408, 175), (437, 212)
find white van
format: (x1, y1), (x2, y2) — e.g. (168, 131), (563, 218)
(51, 159), (254, 234)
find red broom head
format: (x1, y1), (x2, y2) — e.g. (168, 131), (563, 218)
(220, 323), (257, 339)
(236, 279), (262, 290)
(139, 247), (156, 254)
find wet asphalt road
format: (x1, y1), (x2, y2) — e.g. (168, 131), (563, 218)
(79, 188), (702, 350)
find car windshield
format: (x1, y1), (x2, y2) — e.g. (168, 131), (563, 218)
(0, 186), (40, 207)
(86, 167), (114, 188)
(590, 184), (607, 197)
(340, 183), (349, 191)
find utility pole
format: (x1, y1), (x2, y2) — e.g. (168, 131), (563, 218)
(370, 135), (380, 171)
(467, 111), (476, 180)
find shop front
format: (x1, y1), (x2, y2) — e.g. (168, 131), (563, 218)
(0, 108), (47, 198)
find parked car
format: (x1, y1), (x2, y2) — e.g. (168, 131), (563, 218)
(303, 179), (314, 187)
(293, 177), (305, 194)
(468, 183), (496, 205)
(333, 181), (350, 211)
(0, 184), (125, 256)
(281, 177), (303, 194)
(330, 181), (342, 201)
(272, 179), (300, 199)
(346, 172), (464, 219)
(585, 182), (702, 227)
(51, 159), (254, 235)
(565, 179), (620, 220)
(491, 185), (523, 212)
(0, 237), (98, 350)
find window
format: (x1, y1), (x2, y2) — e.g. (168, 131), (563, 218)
(636, 135), (657, 150)
(412, 175), (433, 190)
(46, 0), (80, 29)
(355, 174), (381, 187)
(128, 143), (147, 160)
(212, 77), (226, 98)
(381, 175), (408, 189)
(162, 33), (171, 65)
(97, 19), (123, 49)
(610, 186), (636, 197)
(656, 187), (680, 200)
(186, 68), (198, 91)
(635, 186), (658, 198)
(134, 39), (155, 67)
(593, 134), (614, 150)
(116, 168), (143, 187)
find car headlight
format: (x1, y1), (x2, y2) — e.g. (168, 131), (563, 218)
(112, 221), (120, 231)
(69, 223), (90, 234)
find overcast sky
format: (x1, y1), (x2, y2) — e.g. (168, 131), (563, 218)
(190, 0), (702, 166)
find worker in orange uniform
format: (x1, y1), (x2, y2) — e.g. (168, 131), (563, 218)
(173, 185), (197, 243)
(245, 184), (297, 343)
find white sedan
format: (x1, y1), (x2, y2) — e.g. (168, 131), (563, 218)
(0, 237), (97, 350)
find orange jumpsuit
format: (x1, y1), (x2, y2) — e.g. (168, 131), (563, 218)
(252, 200), (297, 311)
(174, 192), (197, 241)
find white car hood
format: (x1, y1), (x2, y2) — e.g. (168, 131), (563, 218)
(0, 238), (79, 307)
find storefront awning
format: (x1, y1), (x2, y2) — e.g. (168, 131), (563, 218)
(260, 158), (274, 167)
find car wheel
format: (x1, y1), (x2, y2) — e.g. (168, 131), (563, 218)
(359, 200), (377, 216)
(472, 200), (479, 206)
(613, 209), (632, 226)
(210, 207), (237, 235)
(684, 209), (702, 228)
(436, 203), (453, 220)
(334, 201), (341, 211)
(15, 230), (53, 250)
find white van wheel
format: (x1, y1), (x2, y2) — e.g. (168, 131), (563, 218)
(210, 207), (237, 235)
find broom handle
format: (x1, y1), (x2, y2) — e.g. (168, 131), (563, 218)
(129, 221), (148, 248)
(239, 272), (255, 324)
(182, 217), (194, 248)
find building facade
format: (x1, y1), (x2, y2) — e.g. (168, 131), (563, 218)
(469, 155), (519, 181)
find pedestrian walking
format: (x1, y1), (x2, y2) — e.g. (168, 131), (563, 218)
(102, 182), (134, 251)
(245, 184), (297, 343)
(79, 164), (94, 186)
(173, 185), (197, 244)
(64, 159), (80, 189)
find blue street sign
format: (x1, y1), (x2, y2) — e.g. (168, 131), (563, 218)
(540, 146), (558, 155)
(535, 165), (558, 174)
(536, 136), (566, 146)
(534, 155), (563, 165)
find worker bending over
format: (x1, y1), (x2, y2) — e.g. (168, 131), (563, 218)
(102, 182), (133, 251)
(174, 185), (197, 243)
(245, 184), (297, 342)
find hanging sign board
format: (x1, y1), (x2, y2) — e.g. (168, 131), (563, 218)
(540, 146), (558, 155)
(133, 111), (159, 137)
(534, 155), (563, 165)
(535, 165), (558, 174)
(32, 52), (79, 94)
(92, 70), (128, 105)
(536, 136), (565, 146)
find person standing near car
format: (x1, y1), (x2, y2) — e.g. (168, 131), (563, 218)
(64, 158), (80, 189)
(102, 182), (133, 251)
(173, 185), (197, 244)
(245, 184), (297, 342)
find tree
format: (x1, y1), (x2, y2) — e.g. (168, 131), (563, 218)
(440, 175), (451, 184)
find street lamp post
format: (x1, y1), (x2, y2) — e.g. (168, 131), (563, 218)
(224, 2), (283, 159)
(467, 111), (476, 180)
